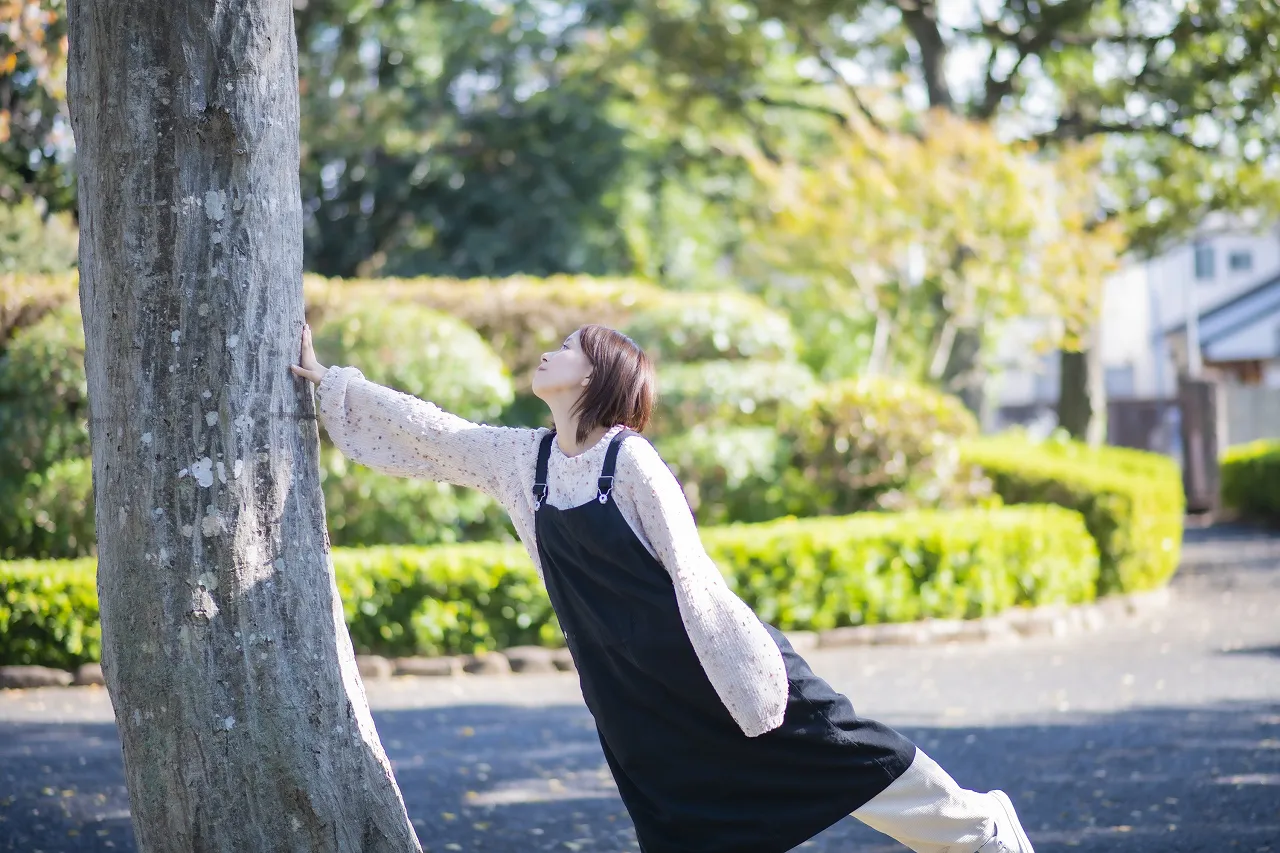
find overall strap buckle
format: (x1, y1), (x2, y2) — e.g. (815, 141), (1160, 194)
(532, 430), (556, 512)
(596, 475), (613, 504)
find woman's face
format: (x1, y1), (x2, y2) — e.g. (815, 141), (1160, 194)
(532, 328), (592, 400)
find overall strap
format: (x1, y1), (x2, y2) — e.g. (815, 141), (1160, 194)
(597, 428), (638, 504)
(532, 430), (555, 510)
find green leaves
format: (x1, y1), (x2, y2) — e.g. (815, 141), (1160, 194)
(742, 113), (1125, 378)
(1220, 439), (1280, 523)
(312, 301), (515, 423)
(960, 434), (1186, 594)
(1, 504), (1101, 665)
(622, 292), (799, 363)
(320, 447), (512, 548)
(775, 374), (991, 517)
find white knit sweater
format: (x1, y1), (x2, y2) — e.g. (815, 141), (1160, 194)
(317, 366), (788, 737)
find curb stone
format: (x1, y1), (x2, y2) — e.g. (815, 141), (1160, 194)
(501, 645), (560, 674)
(816, 590), (1172, 650)
(0, 665), (75, 689)
(462, 651), (512, 675)
(74, 663), (105, 686)
(0, 589), (1176, 690)
(393, 656), (464, 677)
(355, 655), (394, 679)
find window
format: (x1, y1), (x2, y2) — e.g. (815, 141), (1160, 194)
(1194, 243), (1215, 280)
(1229, 250), (1254, 272)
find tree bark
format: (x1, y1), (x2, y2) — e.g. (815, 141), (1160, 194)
(66, 3), (420, 851)
(941, 326), (985, 415)
(898, 0), (954, 112)
(1056, 344), (1107, 446)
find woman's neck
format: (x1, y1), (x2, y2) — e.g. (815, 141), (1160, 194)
(547, 402), (611, 458)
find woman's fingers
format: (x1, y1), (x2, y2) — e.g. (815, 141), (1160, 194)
(291, 322), (327, 384)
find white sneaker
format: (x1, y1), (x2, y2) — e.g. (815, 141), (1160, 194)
(974, 790), (1035, 853)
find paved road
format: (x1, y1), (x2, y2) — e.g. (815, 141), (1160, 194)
(2, 524), (1278, 852)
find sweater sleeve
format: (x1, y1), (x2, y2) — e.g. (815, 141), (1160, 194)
(315, 365), (538, 502)
(615, 437), (788, 738)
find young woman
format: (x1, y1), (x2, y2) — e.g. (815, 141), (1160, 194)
(292, 322), (1034, 853)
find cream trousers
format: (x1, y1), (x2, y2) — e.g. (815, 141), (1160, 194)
(851, 747), (1000, 853)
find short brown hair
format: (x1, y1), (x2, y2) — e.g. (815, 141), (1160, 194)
(571, 324), (656, 445)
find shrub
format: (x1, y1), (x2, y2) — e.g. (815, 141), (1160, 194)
(333, 544), (555, 657)
(775, 376), (990, 516)
(651, 359), (818, 436)
(0, 458), (96, 561)
(0, 557), (101, 669)
(320, 447), (512, 548)
(1220, 439), (1280, 522)
(705, 505), (1098, 629)
(621, 292), (798, 363)
(0, 303), (89, 482)
(303, 274), (671, 379)
(313, 301), (514, 422)
(1, 505), (1098, 666)
(0, 270), (78, 345)
(0, 304), (93, 559)
(654, 426), (789, 526)
(959, 435), (1184, 594)
(0, 200), (78, 275)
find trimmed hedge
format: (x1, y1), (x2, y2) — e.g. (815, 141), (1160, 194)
(1221, 439), (1280, 522)
(1, 505), (1098, 667)
(959, 435), (1184, 595)
(312, 301), (514, 423)
(0, 271), (78, 345)
(705, 506), (1098, 629)
(320, 448), (512, 548)
(304, 275), (798, 380)
(0, 303), (89, 483)
(651, 359), (818, 436)
(655, 426), (788, 526)
(2, 458), (96, 561)
(0, 304), (94, 559)
(775, 376), (991, 516)
(621, 294), (798, 363)
(0, 558), (102, 670)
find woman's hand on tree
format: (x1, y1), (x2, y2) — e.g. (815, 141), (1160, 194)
(290, 324), (328, 385)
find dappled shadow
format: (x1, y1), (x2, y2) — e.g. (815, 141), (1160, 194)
(1, 700), (1277, 852)
(1220, 644), (1280, 660)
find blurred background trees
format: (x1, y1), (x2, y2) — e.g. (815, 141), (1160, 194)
(3, 0), (1278, 437)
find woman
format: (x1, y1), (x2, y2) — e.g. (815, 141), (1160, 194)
(292, 322), (1034, 853)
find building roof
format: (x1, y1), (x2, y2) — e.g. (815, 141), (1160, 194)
(1164, 269), (1280, 347)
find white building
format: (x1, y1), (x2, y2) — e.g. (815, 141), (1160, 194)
(992, 219), (1280, 413)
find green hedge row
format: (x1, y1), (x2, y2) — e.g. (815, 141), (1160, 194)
(1, 505), (1098, 668)
(1220, 439), (1280, 522)
(959, 435), (1184, 595)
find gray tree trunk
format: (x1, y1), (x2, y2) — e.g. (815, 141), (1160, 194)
(1056, 343), (1107, 446)
(66, 2), (420, 851)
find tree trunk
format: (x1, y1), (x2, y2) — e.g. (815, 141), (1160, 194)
(1056, 344), (1107, 446)
(66, 3), (420, 851)
(898, 1), (954, 112)
(941, 326), (985, 415)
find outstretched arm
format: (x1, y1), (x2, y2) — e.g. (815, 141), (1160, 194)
(291, 324), (536, 499)
(616, 437), (788, 738)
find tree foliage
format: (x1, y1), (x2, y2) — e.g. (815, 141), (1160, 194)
(742, 109), (1123, 380)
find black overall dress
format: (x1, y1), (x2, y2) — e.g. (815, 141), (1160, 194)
(531, 429), (918, 853)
